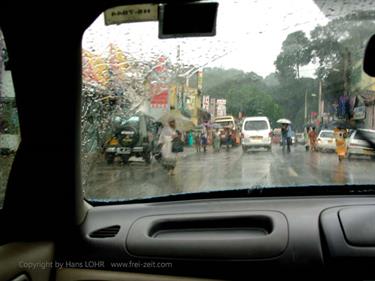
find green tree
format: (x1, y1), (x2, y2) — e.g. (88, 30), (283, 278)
(275, 31), (312, 81)
(203, 68), (282, 125)
(309, 13), (375, 98)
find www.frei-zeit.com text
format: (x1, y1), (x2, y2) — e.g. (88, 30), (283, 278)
(19, 260), (173, 270)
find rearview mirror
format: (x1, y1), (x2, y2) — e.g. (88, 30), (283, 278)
(159, 2), (218, 39)
(364, 34), (375, 76)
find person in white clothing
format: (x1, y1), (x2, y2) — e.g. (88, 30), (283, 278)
(158, 117), (178, 176)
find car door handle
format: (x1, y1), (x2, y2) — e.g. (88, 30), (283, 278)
(126, 211), (288, 259)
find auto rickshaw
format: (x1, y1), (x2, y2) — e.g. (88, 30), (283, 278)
(334, 127), (349, 161)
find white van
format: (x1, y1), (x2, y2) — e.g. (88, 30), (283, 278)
(241, 116), (272, 151)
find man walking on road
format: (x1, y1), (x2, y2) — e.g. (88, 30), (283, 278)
(286, 124), (292, 153)
(281, 124), (288, 153)
(201, 125), (208, 153)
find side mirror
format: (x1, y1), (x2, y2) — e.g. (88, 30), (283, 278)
(364, 34), (375, 76)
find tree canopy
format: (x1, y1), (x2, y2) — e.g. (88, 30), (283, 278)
(201, 14), (375, 131)
(203, 68), (282, 125)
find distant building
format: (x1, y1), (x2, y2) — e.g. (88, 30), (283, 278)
(351, 61), (375, 129)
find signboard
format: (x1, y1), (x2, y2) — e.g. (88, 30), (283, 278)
(216, 99), (226, 117)
(104, 4), (158, 25)
(209, 98), (216, 118)
(151, 91), (168, 108)
(149, 56), (170, 109)
(216, 99), (226, 105)
(202, 95), (210, 111)
(216, 106), (226, 117)
(353, 106), (366, 120)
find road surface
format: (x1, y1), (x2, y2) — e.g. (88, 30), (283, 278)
(84, 145), (375, 201)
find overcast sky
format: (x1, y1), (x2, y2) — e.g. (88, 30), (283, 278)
(83, 0), (329, 78)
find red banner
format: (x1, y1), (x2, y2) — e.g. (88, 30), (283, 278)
(151, 91), (168, 108)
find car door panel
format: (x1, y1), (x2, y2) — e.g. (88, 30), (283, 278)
(54, 197), (375, 280)
(0, 241), (54, 281)
(56, 268), (222, 281)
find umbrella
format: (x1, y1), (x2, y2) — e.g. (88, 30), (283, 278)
(158, 110), (195, 131)
(277, 118), (291, 124)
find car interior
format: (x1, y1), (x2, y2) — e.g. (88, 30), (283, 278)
(3, 1), (375, 281)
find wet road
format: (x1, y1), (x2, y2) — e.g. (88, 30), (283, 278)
(85, 145), (375, 200)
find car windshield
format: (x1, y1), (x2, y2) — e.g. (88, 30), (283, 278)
(320, 131), (334, 138)
(81, 0), (375, 202)
(244, 121), (268, 131)
(215, 121), (233, 127)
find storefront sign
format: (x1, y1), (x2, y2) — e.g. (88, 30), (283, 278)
(216, 99), (226, 105)
(202, 95), (210, 111)
(209, 98), (216, 118)
(151, 90), (168, 109)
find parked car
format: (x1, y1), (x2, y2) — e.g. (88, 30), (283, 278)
(347, 129), (375, 158)
(317, 130), (335, 152)
(104, 113), (160, 164)
(241, 116), (272, 151)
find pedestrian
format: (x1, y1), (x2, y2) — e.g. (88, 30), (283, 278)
(286, 124), (292, 153)
(213, 128), (221, 152)
(304, 126), (310, 151)
(308, 127), (318, 152)
(184, 131), (189, 146)
(334, 127), (348, 161)
(158, 117), (178, 176)
(224, 127), (231, 150)
(194, 130), (201, 152)
(201, 125), (208, 152)
(188, 130), (194, 147)
(281, 124), (288, 153)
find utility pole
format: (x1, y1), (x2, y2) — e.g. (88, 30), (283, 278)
(304, 89), (308, 124)
(348, 49), (352, 96)
(343, 49), (347, 96)
(343, 48), (351, 97)
(177, 44), (181, 63)
(318, 80), (322, 118)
